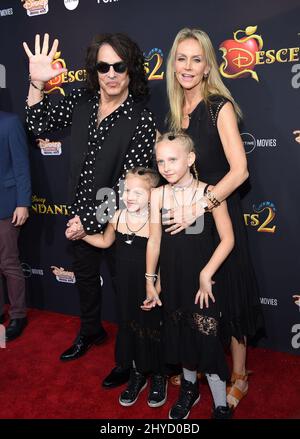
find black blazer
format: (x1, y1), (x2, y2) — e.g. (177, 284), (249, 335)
(68, 94), (145, 205)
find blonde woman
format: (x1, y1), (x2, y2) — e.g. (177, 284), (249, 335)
(163, 28), (264, 409)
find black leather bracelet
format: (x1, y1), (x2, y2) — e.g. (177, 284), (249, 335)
(29, 74), (44, 91)
(30, 81), (44, 92)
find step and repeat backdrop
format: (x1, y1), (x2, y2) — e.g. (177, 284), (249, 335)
(0, 0), (299, 354)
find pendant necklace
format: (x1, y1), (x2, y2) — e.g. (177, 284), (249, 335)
(125, 210), (149, 245)
(171, 174), (194, 192)
(172, 179), (199, 207)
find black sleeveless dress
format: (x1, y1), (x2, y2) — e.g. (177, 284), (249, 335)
(114, 212), (163, 374)
(160, 186), (229, 381)
(186, 95), (264, 342)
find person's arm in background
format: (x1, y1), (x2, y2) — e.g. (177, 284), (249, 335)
(8, 115), (31, 226)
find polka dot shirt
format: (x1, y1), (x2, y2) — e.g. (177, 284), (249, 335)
(26, 88), (156, 233)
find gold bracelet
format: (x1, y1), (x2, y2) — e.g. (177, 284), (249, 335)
(205, 190), (221, 208)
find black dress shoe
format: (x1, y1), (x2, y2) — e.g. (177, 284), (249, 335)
(5, 317), (28, 341)
(102, 365), (131, 388)
(60, 330), (107, 362)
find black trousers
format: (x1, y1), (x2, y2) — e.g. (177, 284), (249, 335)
(72, 239), (117, 337)
(72, 239), (104, 336)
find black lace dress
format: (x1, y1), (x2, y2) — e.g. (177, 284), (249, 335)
(114, 212), (163, 374)
(186, 95), (264, 342)
(160, 186), (229, 381)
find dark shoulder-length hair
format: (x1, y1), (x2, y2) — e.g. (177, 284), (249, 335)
(85, 33), (149, 101)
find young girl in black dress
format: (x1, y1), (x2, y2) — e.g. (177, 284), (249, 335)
(145, 132), (234, 419)
(72, 167), (167, 408)
(164, 28), (265, 408)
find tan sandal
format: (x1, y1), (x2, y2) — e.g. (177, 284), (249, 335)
(169, 373), (203, 386)
(226, 371), (249, 409)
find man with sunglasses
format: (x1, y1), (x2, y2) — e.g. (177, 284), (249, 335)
(24, 33), (156, 388)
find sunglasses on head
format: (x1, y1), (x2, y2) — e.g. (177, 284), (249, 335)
(95, 61), (127, 74)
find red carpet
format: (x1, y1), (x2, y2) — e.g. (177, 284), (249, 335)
(0, 308), (299, 419)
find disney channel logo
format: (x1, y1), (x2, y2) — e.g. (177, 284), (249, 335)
(51, 266), (104, 286)
(219, 25), (300, 81)
(22, 0), (48, 17)
(51, 266), (76, 284)
(36, 138), (62, 156)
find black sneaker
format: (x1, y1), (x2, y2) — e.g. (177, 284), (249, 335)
(147, 374), (168, 407)
(119, 369), (147, 407)
(212, 405), (233, 419)
(169, 378), (200, 419)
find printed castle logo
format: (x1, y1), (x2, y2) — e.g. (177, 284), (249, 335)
(219, 25), (300, 81)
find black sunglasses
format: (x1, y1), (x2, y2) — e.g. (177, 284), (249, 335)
(95, 61), (127, 74)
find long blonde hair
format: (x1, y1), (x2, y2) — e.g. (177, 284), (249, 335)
(166, 27), (242, 132)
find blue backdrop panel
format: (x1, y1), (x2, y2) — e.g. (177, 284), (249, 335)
(0, 0), (299, 354)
